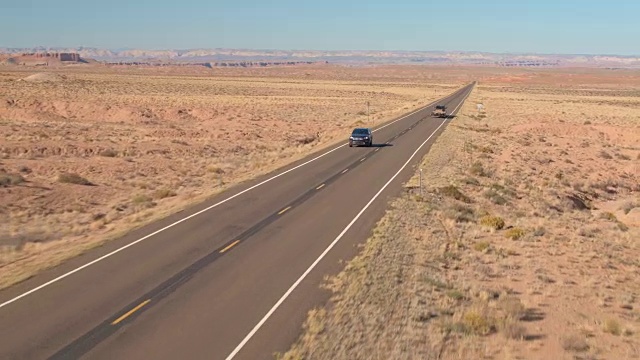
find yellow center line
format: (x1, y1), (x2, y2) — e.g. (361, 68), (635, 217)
(341, 169), (349, 174)
(316, 184), (325, 190)
(278, 206), (292, 215)
(112, 299), (151, 325)
(220, 240), (240, 253)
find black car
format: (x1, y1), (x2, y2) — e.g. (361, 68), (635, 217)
(349, 128), (373, 147)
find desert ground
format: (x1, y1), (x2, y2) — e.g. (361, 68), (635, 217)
(0, 63), (477, 289)
(282, 70), (640, 359)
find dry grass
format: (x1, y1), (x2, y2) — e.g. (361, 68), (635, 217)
(473, 241), (490, 252)
(439, 185), (472, 203)
(57, 172), (93, 185)
(562, 334), (590, 352)
(283, 69), (640, 360)
(153, 189), (177, 200)
(502, 322), (527, 340)
(461, 307), (495, 335)
(0, 172), (25, 187)
(620, 200), (638, 215)
(505, 227), (525, 240)
(98, 149), (118, 157)
(603, 319), (622, 336)
(479, 215), (505, 230)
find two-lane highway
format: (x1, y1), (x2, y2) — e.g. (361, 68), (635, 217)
(0, 83), (474, 360)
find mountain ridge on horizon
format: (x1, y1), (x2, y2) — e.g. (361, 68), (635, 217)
(2, 45), (639, 57)
(2, 46), (640, 67)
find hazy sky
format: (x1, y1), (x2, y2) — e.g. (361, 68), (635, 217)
(1, 0), (638, 55)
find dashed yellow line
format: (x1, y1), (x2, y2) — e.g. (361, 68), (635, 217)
(112, 300), (151, 325)
(278, 206), (292, 215)
(341, 169), (349, 174)
(316, 184), (325, 190)
(220, 240), (240, 253)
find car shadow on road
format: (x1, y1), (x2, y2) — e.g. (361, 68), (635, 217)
(371, 143), (394, 148)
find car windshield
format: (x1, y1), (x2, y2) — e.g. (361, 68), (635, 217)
(352, 128), (369, 135)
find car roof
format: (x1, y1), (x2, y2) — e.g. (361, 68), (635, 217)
(352, 127), (370, 131)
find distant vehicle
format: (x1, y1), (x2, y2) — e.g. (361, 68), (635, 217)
(349, 127), (373, 147)
(431, 105), (447, 118)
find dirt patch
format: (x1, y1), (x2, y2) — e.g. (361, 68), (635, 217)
(282, 71), (640, 360)
(20, 72), (67, 83)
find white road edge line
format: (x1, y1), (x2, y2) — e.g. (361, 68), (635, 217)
(224, 85), (473, 360)
(0, 92), (455, 310)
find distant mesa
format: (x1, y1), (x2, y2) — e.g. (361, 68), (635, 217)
(1, 52), (89, 67)
(26, 52), (82, 62)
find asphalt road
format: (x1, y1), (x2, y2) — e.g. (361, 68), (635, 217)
(0, 82), (474, 360)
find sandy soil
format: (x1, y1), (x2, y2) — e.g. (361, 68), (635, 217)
(282, 70), (640, 359)
(0, 64), (474, 290)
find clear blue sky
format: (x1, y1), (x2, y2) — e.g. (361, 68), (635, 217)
(1, 0), (638, 55)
